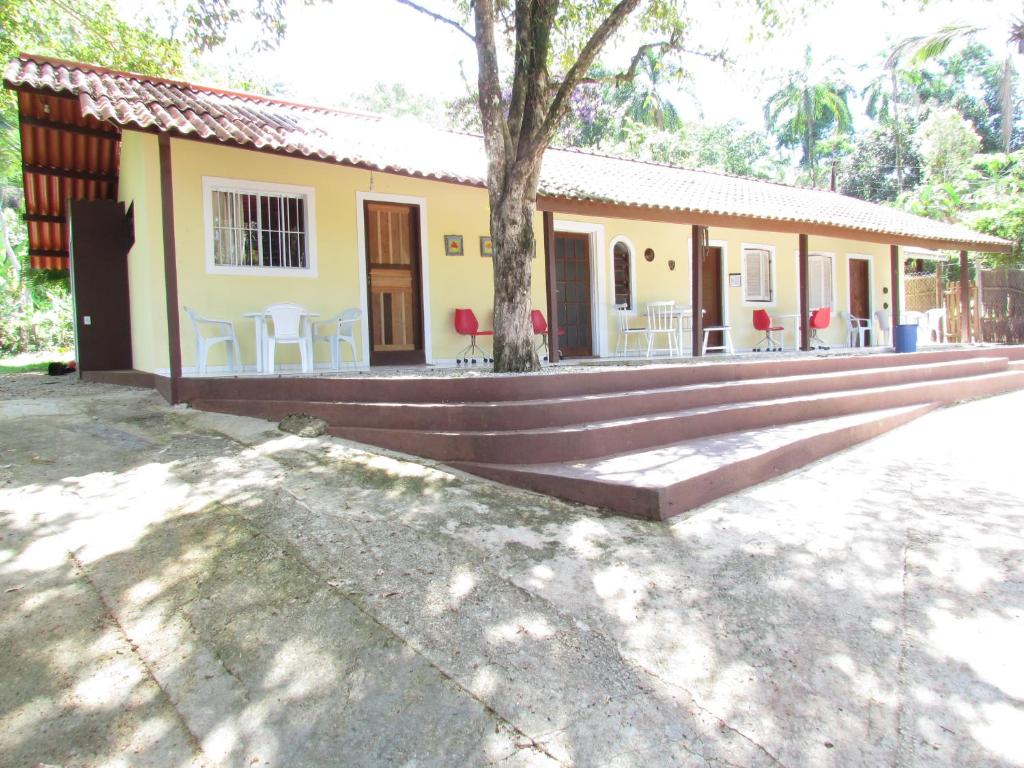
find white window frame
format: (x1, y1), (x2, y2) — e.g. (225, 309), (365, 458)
(203, 176), (318, 277)
(741, 243), (776, 306)
(609, 235), (638, 314)
(795, 250), (836, 311)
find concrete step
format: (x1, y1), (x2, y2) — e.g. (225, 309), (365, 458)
(331, 370), (1024, 464)
(181, 347), (1012, 404)
(192, 356), (1010, 431)
(453, 404), (937, 520)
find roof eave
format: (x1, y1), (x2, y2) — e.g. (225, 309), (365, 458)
(536, 195), (1013, 255)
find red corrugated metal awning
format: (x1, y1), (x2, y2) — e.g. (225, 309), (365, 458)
(12, 86), (121, 270)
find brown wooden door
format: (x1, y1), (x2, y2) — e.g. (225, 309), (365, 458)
(364, 201), (424, 365)
(849, 259), (871, 345)
(701, 246), (724, 350)
(555, 232), (592, 357)
(68, 199), (135, 371)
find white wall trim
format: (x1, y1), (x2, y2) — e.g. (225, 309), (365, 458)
(202, 176), (318, 278)
(608, 234), (639, 315)
(355, 191), (433, 365)
(740, 242), (777, 307)
(554, 219), (608, 357)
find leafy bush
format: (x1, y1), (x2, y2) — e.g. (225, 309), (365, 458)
(0, 281), (73, 355)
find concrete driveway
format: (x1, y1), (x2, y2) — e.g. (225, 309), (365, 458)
(1, 372), (1022, 768)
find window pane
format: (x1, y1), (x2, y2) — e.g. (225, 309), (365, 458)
(613, 242), (631, 309)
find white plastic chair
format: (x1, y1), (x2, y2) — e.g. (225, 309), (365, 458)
(613, 303), (647, 357)
(875, 309), (892, 347)
(842, 310), (869, 348)
(314, 308), (362, 369)
(645, 301), (678, 357)
(924, 307), (947, 343)
(183, 306), (241, 375)
(264, 303), (312, 374)
(902, 310), (928, 345)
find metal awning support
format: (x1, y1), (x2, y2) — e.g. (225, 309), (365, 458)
(691, 225), (706, 357)
(890, 245), (901, 326)
(799, 234), (810, 351)
(960, 250), (971, 343)
(543, 210), (560, 363)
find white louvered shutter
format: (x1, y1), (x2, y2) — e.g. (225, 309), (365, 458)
(744, 249), (770, 301)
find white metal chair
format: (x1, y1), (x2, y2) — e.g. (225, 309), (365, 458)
(645, 301), (678, 357)
(183, 306), (241, 375)
(614, 303), (647, 356)
(264, 303), (312, 374)
(314, 308), (362, 369)
(842, 310), (869, 348)
(875, 309), (892, 347)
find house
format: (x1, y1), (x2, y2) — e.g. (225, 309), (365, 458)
(4, 54), (1011, 400)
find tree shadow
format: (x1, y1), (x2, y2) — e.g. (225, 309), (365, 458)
(3, 380), (1023, 767)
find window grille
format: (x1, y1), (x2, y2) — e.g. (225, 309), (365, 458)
(210, 188), (309, 269)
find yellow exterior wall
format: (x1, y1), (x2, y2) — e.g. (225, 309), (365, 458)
(167, 138), (547, 370)
(117, 130), (168, 373)
(156, 136), (900, 370)
(554, 214), (893, 352)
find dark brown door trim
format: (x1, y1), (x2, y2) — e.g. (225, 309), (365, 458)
(362, 200), (426, 366)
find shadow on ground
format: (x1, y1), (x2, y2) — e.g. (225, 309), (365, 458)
(1, 373), (1022, 767)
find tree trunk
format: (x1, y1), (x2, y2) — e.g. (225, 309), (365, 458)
(491, 190), (540, 372)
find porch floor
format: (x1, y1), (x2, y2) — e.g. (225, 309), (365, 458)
(183, 341), (969, 380)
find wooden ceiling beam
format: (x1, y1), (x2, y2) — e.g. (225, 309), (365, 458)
(23, 164), (117, 184)
(19, 115), (119, 140)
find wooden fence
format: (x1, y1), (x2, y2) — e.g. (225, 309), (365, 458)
(939, 268), (1024, 344)
(977, 269), (1024, 344)
(905, 273), (942, 313)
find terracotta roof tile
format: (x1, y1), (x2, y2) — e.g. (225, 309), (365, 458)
(4, 54), (1010, 251)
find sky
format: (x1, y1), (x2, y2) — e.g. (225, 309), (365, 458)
(123, 0), (1017, 132)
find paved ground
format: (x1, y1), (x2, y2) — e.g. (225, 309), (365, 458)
(1, 373), (1022, 768)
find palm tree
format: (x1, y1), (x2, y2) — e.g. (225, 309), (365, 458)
(765, 46), (853, 187)
(893, 20), (1023, 151)
(611, 49), (682, 131)
(862, 50), (929, 193)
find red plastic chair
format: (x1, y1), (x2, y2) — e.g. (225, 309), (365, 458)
(809, 306), (831, 350)
(752, 309), (784, 352)
(453, 308), (493, 365)
(530, 309), (565, 361)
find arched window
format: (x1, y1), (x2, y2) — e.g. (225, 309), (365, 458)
(613, 240), (632, 309)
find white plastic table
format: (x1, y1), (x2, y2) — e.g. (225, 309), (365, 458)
(776, 313), (802, 350)
(244, 310), (318, 373)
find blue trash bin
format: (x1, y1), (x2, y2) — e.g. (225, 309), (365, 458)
(894, 323), (918, 353)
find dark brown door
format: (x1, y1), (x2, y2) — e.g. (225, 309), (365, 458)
(701, 246), (724, 350)
(68, 199), (135, 371)
(364, 201), (425, 365)
(555, 232), (592, 357)
(849, 259), (871, 345)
